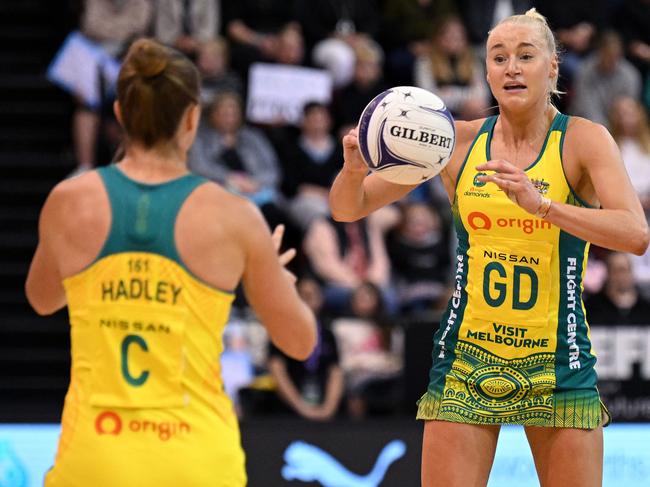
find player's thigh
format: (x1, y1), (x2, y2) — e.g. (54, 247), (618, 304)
(421, 420), (500, 487)
(525, 425), (603, 487)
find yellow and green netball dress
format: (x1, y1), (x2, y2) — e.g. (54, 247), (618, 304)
(45, 166), (246, 487)
(417, 114), (609, 428)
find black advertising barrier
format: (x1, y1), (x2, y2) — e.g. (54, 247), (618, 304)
(240, 418), (422, 487)
(590, 325), (650, 422)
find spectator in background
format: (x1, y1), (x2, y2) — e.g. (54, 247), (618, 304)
(220, 322), (255, 416)
(154, 0), (219, 56)
(81, 0), (152, 58)
(297, 0), (381, 54)
(609, 96), (650, 212)
(333, 38), (388, 129)
(586, 252), (650, 325)
(570, 30), (642, 127)
(189, 91), (285, 226)
(299, 0), (382, 88)
(610, 95), (650, 294)
(332, 282), (404, 418)
(224, 1), (298, 78)
(414, 15), (490, 120)
(387, 202), (451, 313)
(196, 37), (244, 107)
(272, 24), (306, 66)
(457, 0), (533, 48)
(534, 0), (608, 110)
(267, 278), (344, 421)
(380, 0), (455, 86)
(303, 208), (394, 314)
(280, 102), (343, 230)
(50, 0), (152, 176)
(615, 0), (650, 87)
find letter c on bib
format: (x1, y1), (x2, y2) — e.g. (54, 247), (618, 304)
(121, 334), (150, 386)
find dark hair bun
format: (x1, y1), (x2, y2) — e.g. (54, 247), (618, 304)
(129, 38), (168, 79)
(117, 38), (200, 148)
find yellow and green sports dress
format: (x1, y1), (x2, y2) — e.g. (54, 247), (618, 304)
(417, 114), (609, 428)
(45, 166), (246, 486)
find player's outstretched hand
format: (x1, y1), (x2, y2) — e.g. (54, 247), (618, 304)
(476, 160), (544, 215)
(342, 128), (369, 175)
(271, 224), (297, 283)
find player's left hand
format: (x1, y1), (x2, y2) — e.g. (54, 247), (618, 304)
(271, 224), (297, 284)
(475, 160), (542, 215)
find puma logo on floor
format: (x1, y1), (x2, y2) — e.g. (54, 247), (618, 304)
(282, 439), (406, 487)
(0, 441), (27, 487)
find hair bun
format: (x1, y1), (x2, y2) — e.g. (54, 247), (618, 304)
(129, 38), (168, 79)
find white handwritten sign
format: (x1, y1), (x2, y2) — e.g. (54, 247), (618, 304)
(246, 63), (332, 125)
(47, 31), (120, 109)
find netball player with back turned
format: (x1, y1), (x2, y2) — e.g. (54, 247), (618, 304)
(330, 9), (649, 487)
(25, 39), (316, 487)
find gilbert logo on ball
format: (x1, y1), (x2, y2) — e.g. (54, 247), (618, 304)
(358, 86), (455, 185)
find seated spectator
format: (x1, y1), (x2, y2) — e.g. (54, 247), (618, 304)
(48, 0), (152, 176)
(457, 0), (532, 48)
(535, 0), (608, 110)
(303, 208), (394, 314)
(196, 37), (244, 106)
(387, 202), (451, 313)
(586, 252), (650, 325)
(413, 15), (489, 120)
(583, 248), (608, 295)
(272, 24), (306, 66)
(609, 96), (650, 212)
(224, 1), (298, 78)
(154, 0), (219, 56)
(298, 0), (381, 88)
(220, 321), (255, 416)
(189, 91), (285, 226)
(280, 102), (342, 229)
(267, 278), (344, 421)
(380, 0), (454, 86)
(332, 282), (404, 418)
(614, 0), (650, 90)
(333, 38), (388, 129)
(610, 95), (650, 294)
(569, 30), (642, 127)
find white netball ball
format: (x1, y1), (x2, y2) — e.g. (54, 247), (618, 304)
(358, 86), (455, 185)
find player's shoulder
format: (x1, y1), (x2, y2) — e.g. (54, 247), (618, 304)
(564, 116), (616, 158)
(188, 180), (257, 214)
(565, 115), (611, 139)
(186, 180), (268, 233)
(44, 170), (105, 217)
(36, 170), (109, 243)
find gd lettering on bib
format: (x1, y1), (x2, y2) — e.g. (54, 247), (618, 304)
(467, 235), (552, 327)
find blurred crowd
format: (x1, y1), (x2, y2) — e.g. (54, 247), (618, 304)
(48, 0), (650, 420)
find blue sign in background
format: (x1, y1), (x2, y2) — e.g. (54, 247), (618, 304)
(1, 423), (648, 487)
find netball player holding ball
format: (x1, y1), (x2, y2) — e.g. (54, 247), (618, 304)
(330, 9), (649, 487)
(26, 39), (316, 486)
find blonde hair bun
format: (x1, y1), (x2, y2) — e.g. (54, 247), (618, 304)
(524, 8), (549, 25)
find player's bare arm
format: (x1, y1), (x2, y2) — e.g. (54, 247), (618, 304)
(477, 118), (649, 255)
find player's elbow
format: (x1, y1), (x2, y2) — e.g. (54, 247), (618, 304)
(328, 193), (365, 222)
(630, 224), (650, 256)
(288, 325), (318, 361)
(278, 315), (318, 361)
(330, 207), (362, 223)
(25, 291), (58, 316)
(25, 282), (64, 316)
